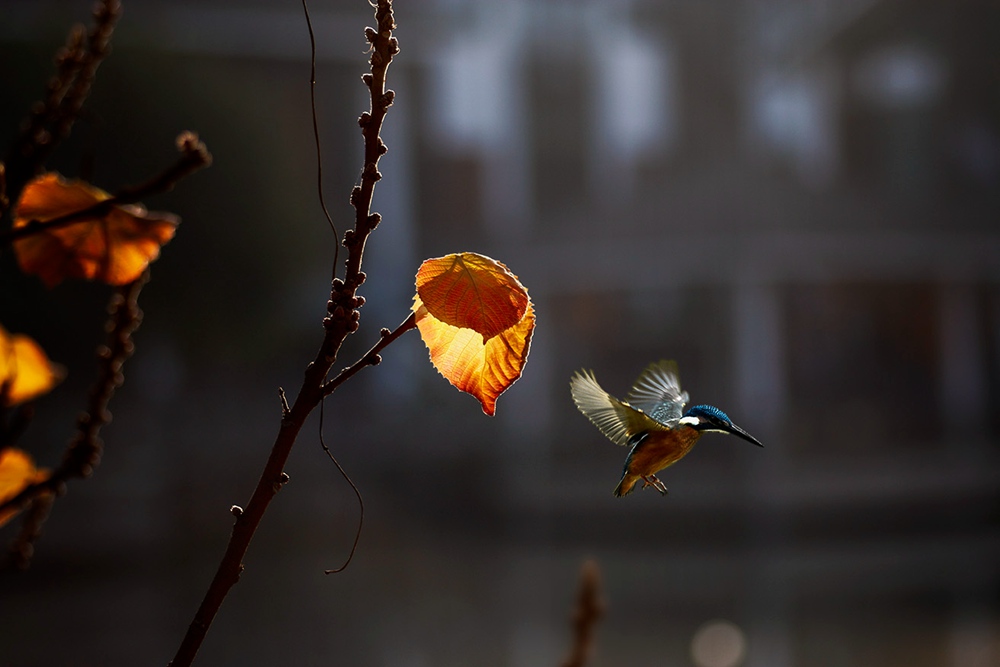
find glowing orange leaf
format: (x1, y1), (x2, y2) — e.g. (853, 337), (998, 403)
(413, 289), (534, 416)
(416, 252), (529, 341)
(0, 448), (50, 528)
(13, 172), (178, 287)
(0, 325), (65, 407)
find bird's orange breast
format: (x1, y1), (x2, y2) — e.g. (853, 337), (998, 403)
(625, 427), (702, 476)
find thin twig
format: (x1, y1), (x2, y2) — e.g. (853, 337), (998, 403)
(318, 311), (418, 573)
(4, 0), (120, 202)
(278, 387), (291, 418)
(301, 0), (340, 264)
(8, 492), (54, 570)
(304, 0), (359, 572)
(0, 132), (211, 247)
(168, 3), (400, 665)
(0, 274), (147, 557)
(0, 162), (9, 219)
(322, 311), (416, 396)
(560, 560), (605, 667)
(318, 396), (364, 574)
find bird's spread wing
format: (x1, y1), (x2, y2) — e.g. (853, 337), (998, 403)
(570, 369), (666, 446)
(624, 359), (689, 426)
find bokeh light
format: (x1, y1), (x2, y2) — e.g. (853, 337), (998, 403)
(691, 620), (747, 667)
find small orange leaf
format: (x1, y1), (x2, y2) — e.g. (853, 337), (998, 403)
(416, 253), (529, 341)
(13, 172), (178, 287)
(0, 448), (50, 528)
(413, 295), (534, 416)
(0, 325), (65, 407)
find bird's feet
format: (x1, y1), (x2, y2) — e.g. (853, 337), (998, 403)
(640, 475), (668, 495)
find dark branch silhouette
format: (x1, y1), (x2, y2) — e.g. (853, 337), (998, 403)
(560, 560), (606, 667)
(3, 0), (121, 205)
(2, 274), (147, 566)
(0, 132), (211, 247)
(168, 3), (404, 665)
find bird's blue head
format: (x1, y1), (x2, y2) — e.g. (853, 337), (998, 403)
(679, 404), (763, 447)
(683, 404), (732, 425)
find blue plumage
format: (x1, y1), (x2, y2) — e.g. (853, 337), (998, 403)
(684, 404), (732, 424)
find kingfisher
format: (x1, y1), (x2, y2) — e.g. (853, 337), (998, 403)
(570, 359), (763, 497)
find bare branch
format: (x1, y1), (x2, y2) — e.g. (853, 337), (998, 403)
(323, 311), (416, 396)
(0, 162), (8, 219)
(7, 492), (54, 570)
(560, 560), (605, 667)
(0, 132), (211, 247)
(4, 0), (121, 200)
(1, 274), (147, 558)
(168, 3), (400, 665)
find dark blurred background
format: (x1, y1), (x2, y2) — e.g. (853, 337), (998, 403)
(2, 1), (999, 665)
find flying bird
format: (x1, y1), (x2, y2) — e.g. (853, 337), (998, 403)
(570, 360), (763, 497)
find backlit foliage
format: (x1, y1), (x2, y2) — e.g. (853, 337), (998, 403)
(413, 253), (534, 415)
(0, 325), (64, 407)
(0, 448), (49, 528)
(13, 172), (178, 287)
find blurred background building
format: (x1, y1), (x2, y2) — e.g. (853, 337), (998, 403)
(2, 0), (998, 665)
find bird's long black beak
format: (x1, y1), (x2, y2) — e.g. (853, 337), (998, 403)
(727, 422), (764, 447)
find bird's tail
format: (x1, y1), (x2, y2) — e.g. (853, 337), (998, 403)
(614, 474), (639, 497)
